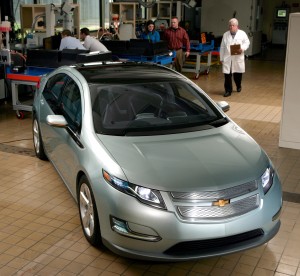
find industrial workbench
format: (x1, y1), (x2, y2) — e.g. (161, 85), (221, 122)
(182, 40), (216, 79)
(5, 66), (54, 119)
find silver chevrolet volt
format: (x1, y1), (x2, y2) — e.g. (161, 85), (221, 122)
(32, 62), (282, 261)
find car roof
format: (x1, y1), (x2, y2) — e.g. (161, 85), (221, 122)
(72, 62), (185, 84)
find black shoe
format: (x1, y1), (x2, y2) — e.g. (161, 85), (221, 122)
(237, 87), (242, 92)
(224, 91), (231, 97)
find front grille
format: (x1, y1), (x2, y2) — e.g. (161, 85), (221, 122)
(177, 194), (259, 219)
(164, 229), (264, 256)
(171, 181), (258, 201)
(170, 180), (260, 221)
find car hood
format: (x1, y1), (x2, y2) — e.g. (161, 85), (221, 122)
(98, 122), (268, 192)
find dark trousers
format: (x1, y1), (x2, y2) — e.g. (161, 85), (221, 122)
(224, 72), (242, 92)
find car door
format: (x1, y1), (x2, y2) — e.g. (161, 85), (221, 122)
(40, 73), (84, 194)
(39, 73), (68, 158)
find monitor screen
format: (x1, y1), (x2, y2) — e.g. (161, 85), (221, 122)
(43, 35), (61, 50)
(277, 9), (287, 18)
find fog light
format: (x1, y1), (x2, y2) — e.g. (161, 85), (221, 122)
(111, 217), (128, 235)
(110, 216), (161, 242)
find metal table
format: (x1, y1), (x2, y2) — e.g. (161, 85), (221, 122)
(182, 51), (212, 79)
(182, 40), (215, 79)
(6, 66), (54, 119)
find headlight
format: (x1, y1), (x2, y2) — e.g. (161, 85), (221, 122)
(103, 170), (166, 209)
(261, 167), (274, 194)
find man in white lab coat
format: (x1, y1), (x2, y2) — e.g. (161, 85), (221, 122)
(220, 18), (250, 97)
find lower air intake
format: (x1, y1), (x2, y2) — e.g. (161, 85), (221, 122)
(164, 229), (264, 256)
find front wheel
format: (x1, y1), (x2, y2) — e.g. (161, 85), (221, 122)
(32, 115), (47, 160)
(78, 176), (101, 247)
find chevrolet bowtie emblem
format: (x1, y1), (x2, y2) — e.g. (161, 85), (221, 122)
(213, 199), (230, 207)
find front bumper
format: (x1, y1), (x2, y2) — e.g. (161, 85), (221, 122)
(95, 175), (282, 261)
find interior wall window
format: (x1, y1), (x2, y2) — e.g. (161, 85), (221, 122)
(36, 1), (101, 30)
(80, 1), (100, 30)
(38, 0), (61, 3)
(13, 0), (101, 34)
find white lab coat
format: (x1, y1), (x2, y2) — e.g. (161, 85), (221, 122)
(220, 29), (250, 74)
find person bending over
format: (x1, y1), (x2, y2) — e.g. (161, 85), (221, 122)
(59, 29), (86, 50)
(80, 27), (108, 52)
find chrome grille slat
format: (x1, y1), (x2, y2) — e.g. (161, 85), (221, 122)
(171, 181), (258, 200)
(177, 194), (259, 220)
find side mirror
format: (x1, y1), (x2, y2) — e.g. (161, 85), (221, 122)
(216, 101), (230, 112)
(46, 115), (68, 128)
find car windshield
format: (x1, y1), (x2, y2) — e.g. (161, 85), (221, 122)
(90, 80), (226, 136)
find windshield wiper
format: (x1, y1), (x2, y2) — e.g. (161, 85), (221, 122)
(207, 117), (228, 127)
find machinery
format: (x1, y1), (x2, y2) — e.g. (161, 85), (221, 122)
(0, 16), (11, 100)
(272, 6), (289, 44)
(0, 17), (11, 64)
(26, 1), (78, 48)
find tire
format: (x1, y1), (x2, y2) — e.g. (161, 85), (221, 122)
(78, 175), (101, 247)
(32, 115), (47, 160)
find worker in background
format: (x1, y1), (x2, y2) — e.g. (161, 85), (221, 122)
(59, 29), (86, 50)
(163, 16), (190, 73)
(220, 18), (250, 97)
(141, 20), (160, 43)
(80, 27), (108, 52)
(97, 27), (112, 41)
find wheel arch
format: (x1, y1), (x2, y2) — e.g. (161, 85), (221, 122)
(76, 170), (87, 200)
